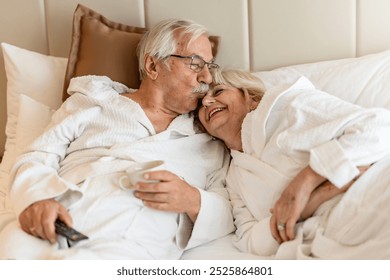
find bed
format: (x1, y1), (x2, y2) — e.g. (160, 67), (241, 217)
(1, 0), (390, 260)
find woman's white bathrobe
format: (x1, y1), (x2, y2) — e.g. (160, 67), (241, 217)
(0, 76), (234, 259)
(227, 76), (390, 259)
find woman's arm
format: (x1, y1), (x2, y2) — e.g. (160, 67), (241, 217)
(270, 89), (390, 243)
(300, 165), (370, 220)
(271, 165), (370, 243)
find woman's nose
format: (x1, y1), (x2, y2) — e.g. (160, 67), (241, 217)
(202, 94), (215, 107)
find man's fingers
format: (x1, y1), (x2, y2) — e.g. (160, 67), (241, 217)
(18, 199), (73, 244)
(132, 182), (165, 193)
(142, 170), (176, 182)
(142, 200), (168, 210)
(135, 191), (167, 203)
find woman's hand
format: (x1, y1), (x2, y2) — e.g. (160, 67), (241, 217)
(131, 171), (201, 223)
(270, 166), (325, 243)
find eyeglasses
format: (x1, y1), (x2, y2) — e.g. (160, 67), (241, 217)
(168, 54), (219, 73)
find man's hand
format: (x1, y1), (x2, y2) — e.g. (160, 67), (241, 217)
(19, 198), (72, 244)
(130, 171), (201, 223)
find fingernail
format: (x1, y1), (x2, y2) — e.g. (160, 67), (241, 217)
(143, 173), (150, 179)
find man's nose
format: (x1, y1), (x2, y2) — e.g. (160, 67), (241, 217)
(198, 66), (213, 85)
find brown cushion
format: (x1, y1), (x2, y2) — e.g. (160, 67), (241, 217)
(63, 4), (220, 101)
(62, 4), (147, 100)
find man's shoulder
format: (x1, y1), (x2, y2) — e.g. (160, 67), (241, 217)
(67, 75), (129, 101)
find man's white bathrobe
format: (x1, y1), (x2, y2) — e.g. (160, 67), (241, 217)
(0, 76), (234, 259)
(227, 77), (390, 259)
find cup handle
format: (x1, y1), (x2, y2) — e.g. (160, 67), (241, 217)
(119, 175), (129, 190)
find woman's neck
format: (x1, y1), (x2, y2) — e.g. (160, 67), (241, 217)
(222, 130), (243, 152)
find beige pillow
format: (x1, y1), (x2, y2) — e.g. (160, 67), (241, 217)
(63, 4), (220, 101)
(62, 4), (147, 100)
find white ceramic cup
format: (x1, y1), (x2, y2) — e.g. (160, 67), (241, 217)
(119, 160), (165, 190)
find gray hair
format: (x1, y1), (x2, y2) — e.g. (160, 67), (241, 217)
(137, 19), (210, 79)
(212, 68), (265, 101)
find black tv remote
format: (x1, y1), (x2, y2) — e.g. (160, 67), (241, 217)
(55, 219), (88, 242)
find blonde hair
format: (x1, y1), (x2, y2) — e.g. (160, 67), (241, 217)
(212, 68), (265, 101)
(137, 19), (209, 79)
(194, 69), (265, 133)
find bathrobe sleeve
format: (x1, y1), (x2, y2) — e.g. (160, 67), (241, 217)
(9, 76), (130, 216)
(227, 169), (280, 257)
(279, 89), (390, 187)
(178, 149), (235, 250)
(9, 94), (100, 216)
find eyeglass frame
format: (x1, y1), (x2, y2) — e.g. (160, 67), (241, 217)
(168, 54), (219, 73)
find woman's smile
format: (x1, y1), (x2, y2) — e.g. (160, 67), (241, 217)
(208, 106), (226, 120)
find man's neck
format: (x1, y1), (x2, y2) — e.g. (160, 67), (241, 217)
(144, 109), (178, 133)
(124, 89), (179, 134)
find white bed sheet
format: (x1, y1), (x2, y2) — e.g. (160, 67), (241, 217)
(181, 234), (265, 260)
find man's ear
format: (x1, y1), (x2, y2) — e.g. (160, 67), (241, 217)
(144, 55), (159, 80)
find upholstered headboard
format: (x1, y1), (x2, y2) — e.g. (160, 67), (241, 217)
(2, 0), (390, 157)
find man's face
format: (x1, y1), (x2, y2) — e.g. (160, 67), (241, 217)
(156, 34), (214, 115)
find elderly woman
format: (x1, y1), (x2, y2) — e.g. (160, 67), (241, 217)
(197, 69), (390, 259)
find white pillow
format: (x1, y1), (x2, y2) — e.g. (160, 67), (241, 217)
(0, 43), (67, 174)
(16, 94), (55, 155)
(256, 49), (390, 109)
(0, 94), (55, 231)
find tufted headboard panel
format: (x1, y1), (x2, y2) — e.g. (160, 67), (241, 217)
(1, 0), (390, 156)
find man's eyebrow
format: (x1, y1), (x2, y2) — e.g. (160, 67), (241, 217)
(190, 53), (216, 63)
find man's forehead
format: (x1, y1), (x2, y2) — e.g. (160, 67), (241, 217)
(177, 34), (213, 58)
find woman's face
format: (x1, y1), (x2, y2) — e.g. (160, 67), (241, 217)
(198, 84), (257, 142)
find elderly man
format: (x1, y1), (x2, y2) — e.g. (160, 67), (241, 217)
(0, 19), (234, 259)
